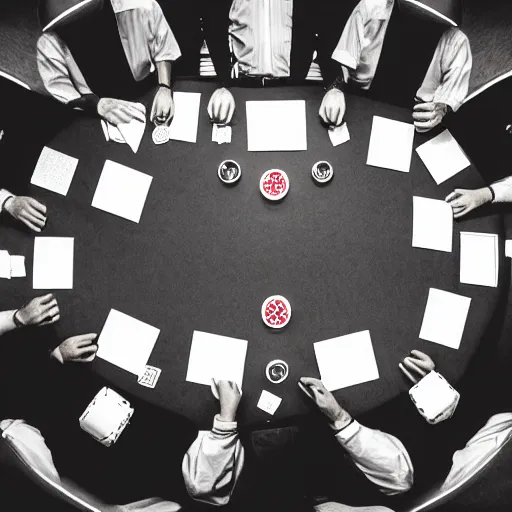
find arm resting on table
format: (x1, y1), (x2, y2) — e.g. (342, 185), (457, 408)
(334, 420), (414, 495)
(182, 414), (244, 506)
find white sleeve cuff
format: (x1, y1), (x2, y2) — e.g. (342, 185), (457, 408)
(213, 415), (238, 433)
(334, 420), (361, 442)
(0, 189), (14, 212)
(331, 49), (358, 70)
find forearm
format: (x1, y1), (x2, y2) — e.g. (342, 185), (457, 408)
(0, 310), (18, 336)
(156, 61), (173, 88)
(335, 421), (414, 495)
(490, 176), (512, 203)
(0, 189), (14, 213)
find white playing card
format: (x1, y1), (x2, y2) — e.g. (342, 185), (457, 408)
(152, 125), (170, 145)
(138, 365), (162, 388)
(10, 255), (26, 278)
(212, 124), (232, 144)
(328, 123), (350, 147)
(257, 390), (282, 415)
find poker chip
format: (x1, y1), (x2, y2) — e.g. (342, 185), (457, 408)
(218, 160), (241, 184)
(152, 125), (170, 145)
(312, 161), (333, 183)
(266, 360), (289, 384)
(260, 169), (289, 200)
(261, 295), (291, 329)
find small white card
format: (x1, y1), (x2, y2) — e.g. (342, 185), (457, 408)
(367, 116), (415, 173)
(412, 196), (453, 252)
(0, 250), (11, 279)
(506, 240), (512, 258)
(416, 130), (470, 185)
(186, 331), (248, 390)
(328, 123), (350, 147)
(168, 92), (201, 143)
(460, 232), (499, 287)
(33, 237), (74, 289)
(138, 365), (162, 389)
(10, 255), (26, 278)
(257, 390), (282, 415)
(96, 309), (160, 377)
(92, 160), (153, 223)
(212, 124), (232, 144)
(314, 330), (380, 392)
(31, 147), (78, 196)
(419, 288), (471, 350)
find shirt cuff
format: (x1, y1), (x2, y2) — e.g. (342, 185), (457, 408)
(213, 415), (238, 433)
(334, 419), (361, 443)
(490, 180), (512, 203)
(0, 189), (14, 213)
(331, 49), (358, 70)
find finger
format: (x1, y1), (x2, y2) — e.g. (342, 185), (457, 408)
(319, 105), (329, 125)
(42, 305), (60, 322)
(226, 98), (235, 124)
(207, 94), (214, 119)
(42, 313), (60, 325)
(445, 191), (461, 202)
(404, 357), (429, 375)
(412, 111), (434, 122)
(452, 206), (465, 213)
(413, 102), (435, 112)
(399, 362), (419, 384)
(335, 106), (344, 127)
(74, 333), (98, 345)
(38, 294), (55, 305)
(410, 350), (431, 361)
(76, 345), (98, 358)
(26, 206), (46, 223)
(454, 209), (468, 219)
(218, 101), (229, 125)
(414, 120), (436, 131)
(41, 298), (58, 312)
(127, 105), (146, 123)
(21, 217), (42, 232)
(300, 377), (323, 388)
(78, 352), (97, 363)
(326, 106), (335, 124)
(24, 212), (46, 228)
(298, 380), (315, 400)
(28, 198), (47, 215)
(113, 110), (132, 124)
(449, 199), (464, 208)
(213, 98), (221, 122)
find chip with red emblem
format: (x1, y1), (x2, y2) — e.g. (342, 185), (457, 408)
(261, 295), (291, 329)
(260, 169), (289, 200)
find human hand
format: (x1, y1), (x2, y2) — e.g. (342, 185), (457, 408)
(299, 377), (352, 430)
(399, 350), (436, 385)
(51, 333), (98, 364)
(16, 294), (60, 327)
(151, 86), (174, 126)
(214, 380), (242, 422)
(207, 87), (235, 125)
(445, 188), (493, 219)
(319, 88), (346, 127)
(412, 102), (448, 132)
(97, 98), (146, 126)
(4, 196), (47, 232)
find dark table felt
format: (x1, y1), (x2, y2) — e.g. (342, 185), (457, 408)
(0, 81), (504, 429)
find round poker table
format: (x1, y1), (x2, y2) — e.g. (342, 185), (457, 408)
(1, 80), (505, 429)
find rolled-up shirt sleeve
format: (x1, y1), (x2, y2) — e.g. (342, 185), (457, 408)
(335, 420), (414, 495)
(417, 28), (472, 112)
(148, 0), (181, 63)
(331, 3), (365, 72)
(490, 175), (512, 203)
(182, 415), (244, 506)
(37, 33), (92, 105)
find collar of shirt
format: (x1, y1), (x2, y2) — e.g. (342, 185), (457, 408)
(111, 0), (152, 14)
(229, 0), (293, 78)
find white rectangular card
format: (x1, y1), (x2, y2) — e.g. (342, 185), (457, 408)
(31, 147), (79, 196)
(416, 130), (470, 185)
(137, 365), (162, 389)
(10, 255), (26, 278)
(212, 124), (232, 144)
(96, 309), (160, 377)
(117, 117), (146, 154)
(92, 160), (153, 223)
(246, 100), (307, 151)
(0, 250), (11, 279)
(328, 123), (350, 147)
(366, 116), (415, 173)
(460, 232), (499, 287)
(412, 196), (453, 252)
(313, 330), (380, 392)
(168, 92), (201, 143)
(33, 237), (74, 289)
(257, 390), (282, 415)
(186, 330), (248, 390)
(419, 288), (471, 349)
(506, 240), (512, 258)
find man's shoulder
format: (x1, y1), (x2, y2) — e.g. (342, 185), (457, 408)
(111, 0), (159, 14)
(358, 0), (393, 20)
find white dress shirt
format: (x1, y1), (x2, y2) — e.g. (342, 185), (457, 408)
(441, 413), (512, 491)
(229, 0), (293, 77)
(332, 0), (472, 111)
(0, 189), (13, 212)
(490, 176), (512, 202)
(37, 0), (181, 105)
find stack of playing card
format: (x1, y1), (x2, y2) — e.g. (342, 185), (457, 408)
(409, 371), (459, 424)
(0, 250), (26, 279)
(138, 365), (162, 389)
(79, 387), (134, 447)
(152, 125), (170, 145)
(212, 124), (232, 144)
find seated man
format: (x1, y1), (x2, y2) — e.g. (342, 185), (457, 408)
(203, 0), (356, 125)
(321, 0), (471, 131)
(37, 0), (182, 126)
(184, 376), (413, 511)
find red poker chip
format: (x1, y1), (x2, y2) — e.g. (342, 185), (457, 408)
(261, 295), (291, 328)
(260, 169), (289, 200)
